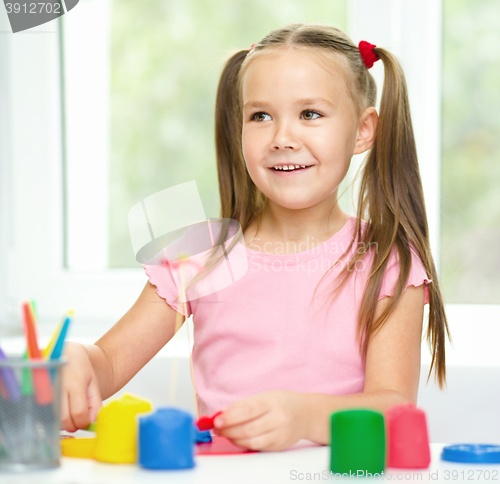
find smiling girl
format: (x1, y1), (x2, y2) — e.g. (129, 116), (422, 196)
(61, 24), (449, 452)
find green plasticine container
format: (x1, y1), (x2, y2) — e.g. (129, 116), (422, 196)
(330, 409), (386, 476)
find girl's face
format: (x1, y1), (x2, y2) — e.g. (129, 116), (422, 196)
(241, 48), (363, 211)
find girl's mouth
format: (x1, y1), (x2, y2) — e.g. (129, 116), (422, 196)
(269, 165), (313, 176)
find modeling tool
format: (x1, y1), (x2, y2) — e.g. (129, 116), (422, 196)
(196, 411), (223, 431)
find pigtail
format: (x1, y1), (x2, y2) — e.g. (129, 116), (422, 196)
(356, 47), (450, 388)
(171, 50), (267, 303)
(210, 24), (450, 390)
(215, 50), (265, 231)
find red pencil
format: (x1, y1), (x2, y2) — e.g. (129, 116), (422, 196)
(21, 302), (53, 405)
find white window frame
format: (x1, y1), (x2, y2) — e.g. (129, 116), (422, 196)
(0, 2), (145, 335)
(348, 0), (500, 362)
(1, 0), (499, 339)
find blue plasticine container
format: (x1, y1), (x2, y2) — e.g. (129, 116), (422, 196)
(138, 407), (195, 470)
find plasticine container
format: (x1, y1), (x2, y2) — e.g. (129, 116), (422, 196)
(386, 402), (431, 468)
(138, 407), (196, 470)
(93, 393), (152, 463)
(330, 408), (386, 476)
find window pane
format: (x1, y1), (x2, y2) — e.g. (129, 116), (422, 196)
(440, 0), (500, 303)
(108, 1), (346, 267)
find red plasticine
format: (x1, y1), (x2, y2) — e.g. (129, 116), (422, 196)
(386, 403), (430, 468)
(196, 411), (223, 431)
(196, 435), (257, 455)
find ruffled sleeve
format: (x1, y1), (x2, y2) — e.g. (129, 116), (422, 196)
(142, 263), (192, 317)
(378, 246), (432, 305)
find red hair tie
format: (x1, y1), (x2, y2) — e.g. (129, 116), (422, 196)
(248, 43), (256, 53)
(358, 40), (379, 69)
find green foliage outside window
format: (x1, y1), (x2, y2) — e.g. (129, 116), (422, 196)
(441, 0), (500, 303)
(108, 0), (346, 268)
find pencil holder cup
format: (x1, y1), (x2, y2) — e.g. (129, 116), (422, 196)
(138, 407), (195, 470)
(330, 409), (385, 477)
(0, 357), (65, 472)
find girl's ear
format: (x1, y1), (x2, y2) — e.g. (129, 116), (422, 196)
(353, 107), (378, 155)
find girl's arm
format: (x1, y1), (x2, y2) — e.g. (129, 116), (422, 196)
(61, 281), (179, 431)
(92, 280), (180, 398)
(302, 283), (425, 444)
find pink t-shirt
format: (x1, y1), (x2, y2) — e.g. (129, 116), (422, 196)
(143, 216), (431, 415)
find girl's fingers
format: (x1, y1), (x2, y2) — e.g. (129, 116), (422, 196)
(60, 342), (100, 429)
(68, 386), (93, 430)
(231, 428), (279, 452)
(60, 391), (73, 431)
(216, 409), (275, 441)
(61, 391), (79, 432)
(86, 377), (102, 423)
(217, 398), (267, 429)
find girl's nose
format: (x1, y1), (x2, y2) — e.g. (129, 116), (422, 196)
(271, 122), (300, 151)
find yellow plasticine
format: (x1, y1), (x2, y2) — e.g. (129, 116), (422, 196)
(94, 393), (152, 463)
(61, 438), (96, 459)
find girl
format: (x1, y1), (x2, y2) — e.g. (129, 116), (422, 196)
(62, 23), (449, 452)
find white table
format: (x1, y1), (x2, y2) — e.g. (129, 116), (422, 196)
(2, 443), (500, 483)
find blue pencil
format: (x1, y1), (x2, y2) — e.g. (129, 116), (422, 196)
(49, 311), (73, 360)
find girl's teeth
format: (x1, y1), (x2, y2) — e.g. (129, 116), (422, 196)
(272, 165), (310, 171)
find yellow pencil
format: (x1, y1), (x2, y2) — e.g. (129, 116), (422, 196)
(43, 320), (63, 359)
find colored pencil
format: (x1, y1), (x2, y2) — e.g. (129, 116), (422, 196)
(49, 311), (73, 360)
(0, 345), (21, 402)
(21, 302), (53, 405)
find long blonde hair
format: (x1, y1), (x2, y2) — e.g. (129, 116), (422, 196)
(213, 23), (450, 388)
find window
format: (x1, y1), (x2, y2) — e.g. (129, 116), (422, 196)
(440, 0), (500, 304)
(74, 0), (347, 269)
(3, 0), (497, 336)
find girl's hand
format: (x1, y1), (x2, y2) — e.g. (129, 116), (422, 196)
(213, 390), (309, 451)
(61, 342), (102, 432)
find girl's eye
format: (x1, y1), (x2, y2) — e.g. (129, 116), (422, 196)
(302, 110), (321, 120)
(252, 112), (271, 122)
